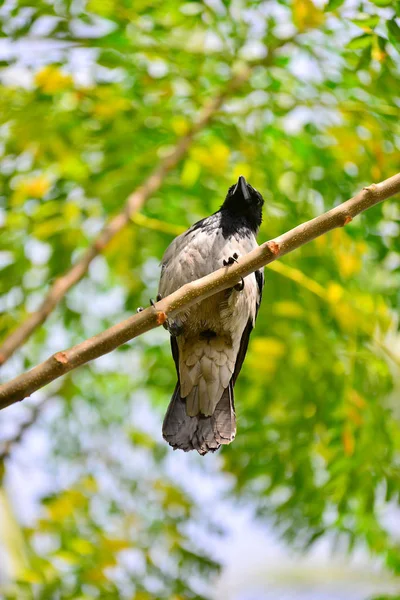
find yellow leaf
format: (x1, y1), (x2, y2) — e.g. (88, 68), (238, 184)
(210, 141), (230, 170)
(372, 40), (386, 62)
(46, 490), (87, 521)
(326, 282), (344, 304)
(252, 337), (286, 359)
(315, 234), (327, 249)
(337, 252), (361, 278)
(342, 426), (355, 457)
(5, 212), (28, 229)
(63, 201), (81, 224)
(20, 569), (45, 584)
(273, 301), (304, 318)
(348, 389), (367, 409)
(93, 96), (131, 119)
(26, 175), (51, 198)
(33, 200), (61, 220)
(171, 116), (190, 136)
(102, 538), (130, 553)
(33, 217), (67, 239)
(332, 301), (358, 332)
(13, 175), (51, 204)
(53, 550), (80, 565)
(371, 163), (381, 181)
(356, 241), (367, 254)
(346, 406), (364, 427)
(232, 163), (252, 181)
(191, 146), (210, 166)
(293, 0), (324, 32)
(181, 159), (201, 187)
(59, 155), (89, 180)
(35, 66), (73, 94)
(190, 140), (230, 173)
(292, 346), (309, 366)
(70, 538), (94, 556)
(87, 0), (115, 16)
(81, 475), (98, 493)
(85, 568), (107, 584)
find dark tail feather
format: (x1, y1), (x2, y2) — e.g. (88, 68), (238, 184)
(213, 382), (236, 445)
(162, 383), (236, 456)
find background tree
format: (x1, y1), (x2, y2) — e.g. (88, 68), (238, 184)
(0, 0), (400, 598)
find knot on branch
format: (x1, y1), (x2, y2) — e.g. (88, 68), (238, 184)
(267, 241), (280, 256)
(343, 215), (353, 226)
(54, 351), (68, 365)
(156, 311), (167, 325)
(363, 183), (377, 196)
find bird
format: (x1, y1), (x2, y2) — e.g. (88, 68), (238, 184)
(157, 175), (264, 455)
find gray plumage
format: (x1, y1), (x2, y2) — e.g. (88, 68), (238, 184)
(159, 176), (264, 455)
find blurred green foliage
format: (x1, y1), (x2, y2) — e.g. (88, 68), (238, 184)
(1, 0), (400, 597)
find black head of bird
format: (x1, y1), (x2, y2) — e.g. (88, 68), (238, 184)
(221, 175), (264, 233)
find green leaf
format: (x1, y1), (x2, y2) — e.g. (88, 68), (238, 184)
(370, 0), (393, 5)
(351, 15), (380, 30)
(356, 43), (372, 70)
(324, 0), (346, 10)
(346, 33), (373, 50)
(2, 1), (400, 596)
(377, 35), (387, 52)
(387, 18), (400, 53)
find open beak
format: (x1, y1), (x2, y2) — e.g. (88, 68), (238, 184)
(232, 175), (251, 201)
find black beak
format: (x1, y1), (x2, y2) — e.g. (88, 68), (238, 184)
(232, 175), (251, 201)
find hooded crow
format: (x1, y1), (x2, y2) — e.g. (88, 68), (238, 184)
(158, 176), (264, 455)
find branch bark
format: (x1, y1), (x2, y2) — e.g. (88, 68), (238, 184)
(1, 172), (399, 410)
(0, 60), (260, 367)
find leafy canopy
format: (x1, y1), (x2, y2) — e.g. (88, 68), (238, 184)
(1, 0), (400, 597)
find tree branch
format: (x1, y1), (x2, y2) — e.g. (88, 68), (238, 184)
(0, 172), (399, 410)
(0, 56), (268, 367)
(131, 208), (400, 364)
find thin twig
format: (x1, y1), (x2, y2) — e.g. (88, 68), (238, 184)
(0, 172), (399, 410)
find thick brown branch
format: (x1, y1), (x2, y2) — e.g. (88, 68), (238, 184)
(0, 172), (399, 410)
(0, 62), (258, 367)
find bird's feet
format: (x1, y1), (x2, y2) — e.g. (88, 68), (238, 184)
(147, 294), (183, 336)
(137, 293), (163, 313)
(223, 252), (239, 267)
(223, 253), (244, 292)
(234, 279), (245, 292)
